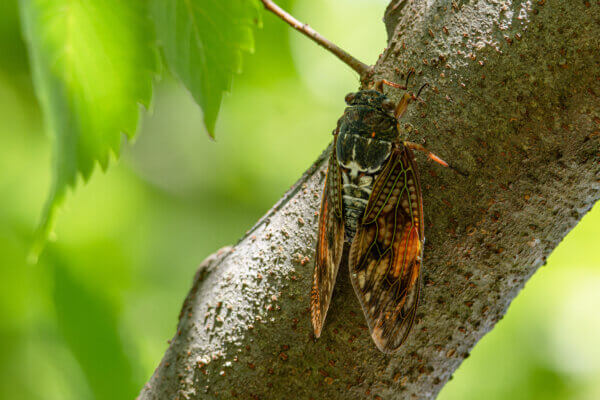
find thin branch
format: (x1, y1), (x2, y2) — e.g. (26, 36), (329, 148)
(260, 0), (371, 78)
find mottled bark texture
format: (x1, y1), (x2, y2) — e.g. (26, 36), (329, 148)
(140, 1), (600, 399)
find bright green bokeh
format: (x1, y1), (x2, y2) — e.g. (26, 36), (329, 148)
(20, 0), (158, 257)
(151, 0), (261, 135)
(0, 0), (598, 399)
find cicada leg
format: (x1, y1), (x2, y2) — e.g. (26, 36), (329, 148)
(401, 141), (449, 168)
(374, 79), (407, 92)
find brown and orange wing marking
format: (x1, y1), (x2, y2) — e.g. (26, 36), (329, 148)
(348, 146), (424, 353)
(311, 145), (344, 337)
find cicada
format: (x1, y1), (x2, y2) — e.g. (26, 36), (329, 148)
(310, 81), (447, 353)
(258, 0), (449, 353)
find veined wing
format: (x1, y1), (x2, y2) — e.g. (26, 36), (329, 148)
(311, 144), (345, 337)
(348, 145), (424, 353)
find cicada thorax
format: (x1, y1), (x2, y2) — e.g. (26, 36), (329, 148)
(335, 90), (399, 241)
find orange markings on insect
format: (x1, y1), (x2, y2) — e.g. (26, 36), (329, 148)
(318, 200), (328, 261)
(428, 153), (449, 167)
(393, 225), (411, 278)
(392, 225), (420, 280)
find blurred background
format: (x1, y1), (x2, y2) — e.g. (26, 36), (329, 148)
(0, 0), (598, 399)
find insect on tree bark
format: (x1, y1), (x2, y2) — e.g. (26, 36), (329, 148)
(140, 1), (600, 398)
(261, 0), (455, 353)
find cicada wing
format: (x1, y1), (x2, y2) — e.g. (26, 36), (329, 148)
(311, 147), (344, 338)
(349, 146), (424, 353)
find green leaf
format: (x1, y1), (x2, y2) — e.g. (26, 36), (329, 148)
(19, 0), (158, 259)
(151, 0), (261, 136)
(0, 0), (29, 73)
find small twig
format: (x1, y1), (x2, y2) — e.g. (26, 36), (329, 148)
(260, 0), (371, 78)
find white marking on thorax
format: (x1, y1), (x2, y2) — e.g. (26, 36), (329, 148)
(339, 160), (383, 177)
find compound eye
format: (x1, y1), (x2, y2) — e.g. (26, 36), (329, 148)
(344, 92), (356, 104)
(382, 98), (395, 112)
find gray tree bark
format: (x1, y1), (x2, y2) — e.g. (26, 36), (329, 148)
(139, 0), (600, 399)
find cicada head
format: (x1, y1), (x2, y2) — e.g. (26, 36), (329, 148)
(340, 90), (399, 143)
(345, 90), (396, 117)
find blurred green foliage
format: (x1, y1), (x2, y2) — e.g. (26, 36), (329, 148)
(0, 0), (598, 399)
(20, 0), (158, 256)
(22, 0), (262, 255)
(151, 0), (261, 135)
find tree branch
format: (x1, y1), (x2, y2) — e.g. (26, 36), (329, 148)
(259, 0), (371, 78)
(139, 0), (600, 398)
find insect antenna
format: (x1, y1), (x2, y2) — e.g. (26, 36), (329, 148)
(405, 70), (414, 88)
(416, 83), (429, 99)
(260, 0), (371, 78)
